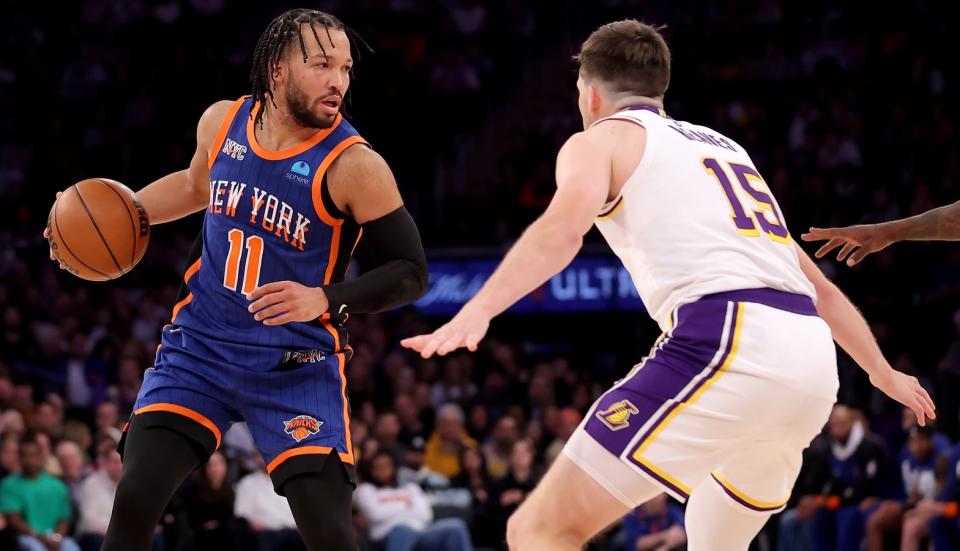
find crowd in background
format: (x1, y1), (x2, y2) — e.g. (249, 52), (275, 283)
(2, 0), (960, 550)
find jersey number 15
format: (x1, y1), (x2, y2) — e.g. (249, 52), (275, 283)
(703, 158), (790, 243)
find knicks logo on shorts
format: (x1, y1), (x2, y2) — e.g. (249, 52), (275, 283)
(596, 400), (640, 431)
(283, 415), (323, 442)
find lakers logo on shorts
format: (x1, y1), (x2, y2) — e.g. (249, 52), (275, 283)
(597, 400), (640, 431)
(283, 415), (323, 442)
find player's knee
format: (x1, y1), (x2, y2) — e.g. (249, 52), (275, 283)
(507, 503), (589, 550)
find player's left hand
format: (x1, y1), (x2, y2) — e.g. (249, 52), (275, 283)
(869, 368), (936, 426)
(247, 281), (329, 325)
(400, 305), (490, 358)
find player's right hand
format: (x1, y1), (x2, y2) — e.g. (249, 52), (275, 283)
(800, 224), (895, 266)
(43, 192), (64, 268)
(869, 368), (936, 426)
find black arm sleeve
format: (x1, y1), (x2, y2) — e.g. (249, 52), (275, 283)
(321, 206), (428, 315)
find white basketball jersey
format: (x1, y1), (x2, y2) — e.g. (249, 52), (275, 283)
(593, 106), (815, 330)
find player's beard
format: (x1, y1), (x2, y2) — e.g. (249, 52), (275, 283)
(285, 78), (338, 129)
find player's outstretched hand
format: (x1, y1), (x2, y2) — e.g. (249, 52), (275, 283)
(400, 306), (490, 359)
(43, 192), (64, 268)
(800, 224), (894, 266)
(247, 281), (329, 326)
(870, 368), (936, 426)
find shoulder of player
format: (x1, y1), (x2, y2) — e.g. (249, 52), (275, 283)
(560, 124), (635, 159)
(196, 99), (240, 145)
(582, 118), (646, 148)
(327, 143), (394, 188)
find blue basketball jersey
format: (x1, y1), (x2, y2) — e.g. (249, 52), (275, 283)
(171, 97), (367, 369)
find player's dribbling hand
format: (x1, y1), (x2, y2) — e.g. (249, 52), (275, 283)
(43, 192), (64, 268)
(800, 224), (895, 266)
(400, 305), (490, 358)
(869, 368), (936, 426)
(246, 281), (329, 325)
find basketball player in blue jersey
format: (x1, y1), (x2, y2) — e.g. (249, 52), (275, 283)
(43, 9), (427, 551)
(403, 20), (935, 550)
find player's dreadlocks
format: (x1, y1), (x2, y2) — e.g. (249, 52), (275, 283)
(249, 9), (369, 128)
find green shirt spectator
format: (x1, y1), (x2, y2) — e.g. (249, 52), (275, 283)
(0, 471), (71, 533)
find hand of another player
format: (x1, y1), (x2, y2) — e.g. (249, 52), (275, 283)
(42, 192), (64, 268)
(869, 368), (936, 426)
(247, 281), (329, 325)
(800, 224), (895, 266)
(400, 304), (490, 358)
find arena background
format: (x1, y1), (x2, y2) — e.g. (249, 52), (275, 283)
(1, 1), (959, 550)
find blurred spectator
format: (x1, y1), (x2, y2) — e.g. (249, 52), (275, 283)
(54, 440), (87, 496)
(94, 402), (120, 432)
(75, 447), (122, 551)
(424, 403), (477, 479)
(0, 433), (19, 478)
(482, 415), (518, 480)
(233, 455), (300, 551)
(185, 451), (238, 551)
(621, 493), (686, 551)
(544, 408), (582, 466)
(355, 450), (473, 551)
(0, 432), (78, 551)
(487, 439), (539, 549)
(780, 404), (887, 551)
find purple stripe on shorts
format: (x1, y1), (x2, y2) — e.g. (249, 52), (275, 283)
(711, 473), (787, 512)
(630, 302), (740, 449)
(701, 288), (817, 317)
(583, 298), (732, 457)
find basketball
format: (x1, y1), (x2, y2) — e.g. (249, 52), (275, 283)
(47, 178), (150, 281)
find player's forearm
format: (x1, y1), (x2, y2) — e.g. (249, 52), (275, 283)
(137, 169), (208, 224)
(815, 282), (893, 380)
(885, 200), (960, 242)
(468, 216), (582, 319)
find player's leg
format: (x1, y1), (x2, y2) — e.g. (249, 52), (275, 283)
(506, 453), (640, 550)
(281, 455), (357, 551)
(686, 479), (773, 551)
(104, 333), (234, 551)
(102, 415), (207, 551)
(244, 352), (359, 550)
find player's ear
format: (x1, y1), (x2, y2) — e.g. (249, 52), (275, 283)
(588, 83), (603, 115)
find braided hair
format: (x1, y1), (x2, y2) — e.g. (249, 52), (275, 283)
(249, 9), (368, 128)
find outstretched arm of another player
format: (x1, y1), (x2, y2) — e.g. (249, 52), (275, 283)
(801, 200), (960, 266)
(401, 131), (612, 358)
(795, 243), (936, 424)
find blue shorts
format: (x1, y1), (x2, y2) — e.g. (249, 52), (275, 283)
(122, 325), (355, 491)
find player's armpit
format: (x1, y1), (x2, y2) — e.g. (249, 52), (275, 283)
(326, 144), (404, 224)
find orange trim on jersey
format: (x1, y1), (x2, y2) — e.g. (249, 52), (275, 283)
(266, 446), (354, 474)
(246, 104), (343, 160)
(310, 135), (369, 226)
(135, 402), (222, 449)
(170, 258), (202, 322)
(337, 351), (354, 464)
(207, 97), (248, 170)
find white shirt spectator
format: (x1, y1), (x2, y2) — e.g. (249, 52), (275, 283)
(76, 469), (116, 534)
(355, 482), (433, 541)
(234, 471), (296, 530)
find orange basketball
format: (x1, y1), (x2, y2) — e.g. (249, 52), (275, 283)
(47, 178), (150, 281)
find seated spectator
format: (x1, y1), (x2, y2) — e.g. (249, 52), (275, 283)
(482, 416), (518, 480)
(234, 455), (300, 551)
(866, 424), (948, 551)
(622, 493), (686, 551)
(487, 439), (539, 548)
(94, 402), (120, 432)
(450, 447), (494, 546)
(0, 432), (79, 551)
(544, 408), (582, 466)
(779, 404), (887, 551)
(901, 441), (960, 551)
(54, 440), (87, 497)
(186, 451), (238, 551)
(75, 447), (123, 551)
(425, 403), (477, 479)
(355, 450), (473, 551)
(0, 432), (19, 478)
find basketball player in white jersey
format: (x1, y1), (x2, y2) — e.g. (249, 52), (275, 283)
(402, 20), (936, 551)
